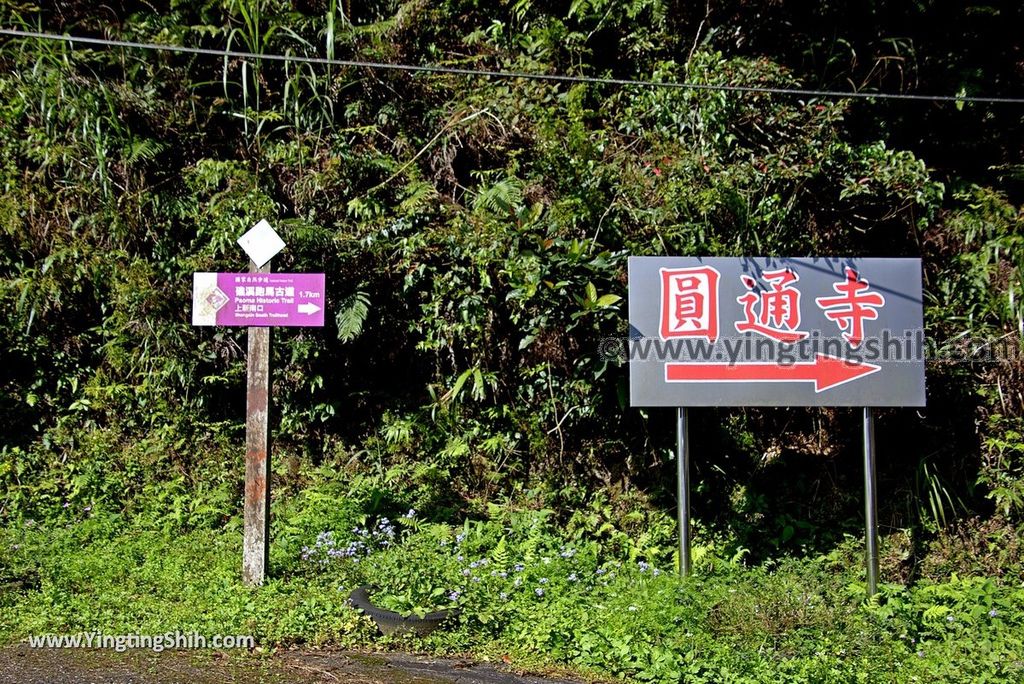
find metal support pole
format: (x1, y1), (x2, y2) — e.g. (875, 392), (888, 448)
(863, 407), (879, 597)
(677, 407), (691, 577)
(243, 259), (272, 587)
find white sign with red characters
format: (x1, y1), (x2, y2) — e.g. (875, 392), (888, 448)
(660, 266), (720, 340)
(628, 257), (925, 407)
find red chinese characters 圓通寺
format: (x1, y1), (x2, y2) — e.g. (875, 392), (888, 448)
(734, 268), (810, 343)
(660, 266), (721, 341)
(815, 267), (886, 348)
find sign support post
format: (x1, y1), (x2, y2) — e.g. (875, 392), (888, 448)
(863, 407), (879, 597)
(193, 219), (326, 587)
(676, 407), (692, 577)
(243, 258), (272, 587)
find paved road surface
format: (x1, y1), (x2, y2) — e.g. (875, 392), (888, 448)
(0, 645), (592, 684)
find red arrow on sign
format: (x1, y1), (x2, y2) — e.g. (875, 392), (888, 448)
(665, 353), (880, 393)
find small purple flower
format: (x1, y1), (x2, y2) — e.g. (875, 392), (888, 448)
(989, 609), (998, 618)
(513, 563), (524, 572)
(375, 518), (395, 538)
(595, 568), (605, 575)
(499, 592), (508, 600)
(448, 591), (460, 601)
(638, 561), (649, 572)
(472, 576), (481, 583)
(405, 509), (417, 518)
(63, 502), (71, 509)
(456, 533), (466, 544)
(946, 615), (955, 623)
(83, 505), (92, 513)
(462, 569), (471, 576)
(568, 573), (578, 582)
(514, 578), (522, 587)
(560, 548), (575, 558)
(539, 577), (549, 584)
(534, 588), (544, 597)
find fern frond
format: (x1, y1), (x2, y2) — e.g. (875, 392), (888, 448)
(124, 139), (165, 165)
(336, 290), (370, 342)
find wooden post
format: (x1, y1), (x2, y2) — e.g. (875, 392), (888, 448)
(243, 259), (272, 587)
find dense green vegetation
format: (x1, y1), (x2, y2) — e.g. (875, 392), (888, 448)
(1, 1), (1023, 681)
(3, 487), (1024, 682)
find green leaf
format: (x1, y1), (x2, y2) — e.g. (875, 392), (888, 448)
(472, 367), (485, 400)
(445, 368), (474, 404)
(336, 291), (370, 342)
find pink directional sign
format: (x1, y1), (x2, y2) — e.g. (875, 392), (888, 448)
(192, 272), (325, 327)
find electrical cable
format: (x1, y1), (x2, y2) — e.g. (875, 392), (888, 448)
(3, 28), (1024, 105)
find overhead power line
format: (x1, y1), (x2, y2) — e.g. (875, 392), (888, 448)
(3, 28), (1024, 105)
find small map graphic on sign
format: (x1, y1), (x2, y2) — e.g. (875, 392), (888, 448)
(205, 287), (229, 312)
(659, 266), (720, 341)
(192, 272), (227, 325)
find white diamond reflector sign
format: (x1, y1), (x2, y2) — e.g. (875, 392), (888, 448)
(237, 219), (285, 267)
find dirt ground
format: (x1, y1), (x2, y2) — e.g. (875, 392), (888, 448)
(0, 645), (590, 684)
